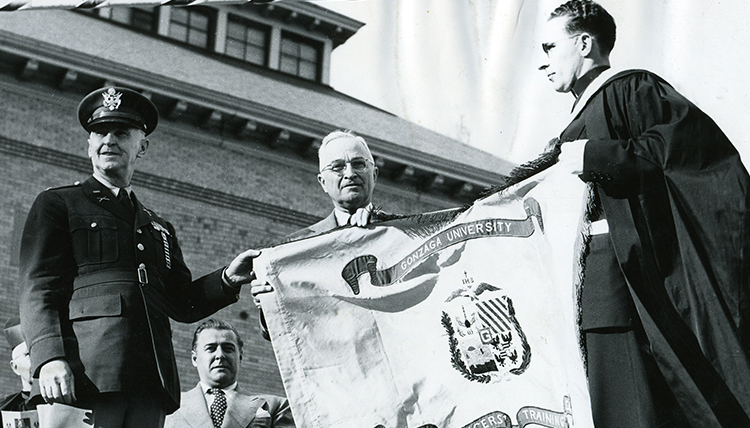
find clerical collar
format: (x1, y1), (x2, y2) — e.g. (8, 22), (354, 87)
(92, 174), (131, 197)
(334, 203), (373, 226)
(572, 65), (610, 100)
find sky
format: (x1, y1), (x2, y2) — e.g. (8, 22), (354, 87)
(315, 0), (750, 165)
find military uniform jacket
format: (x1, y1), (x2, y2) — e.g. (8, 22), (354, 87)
(19, 176), (240, 413)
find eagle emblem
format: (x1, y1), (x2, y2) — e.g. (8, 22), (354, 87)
(101, 88), (122, 111)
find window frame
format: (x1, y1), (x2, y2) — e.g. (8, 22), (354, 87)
(167, 6), (216, 51)
(279, 30), (323, 82)
(225, 14), (271, 67)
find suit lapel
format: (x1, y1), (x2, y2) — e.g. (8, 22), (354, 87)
(81, 176), (134, 224)
(179, 386), (214, 428)
(310, 211), (338, 234)
(223, 389), (262, 428)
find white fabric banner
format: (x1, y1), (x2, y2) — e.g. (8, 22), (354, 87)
(256, 166), (593, 428)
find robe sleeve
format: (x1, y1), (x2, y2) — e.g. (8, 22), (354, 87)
(581, 71), (735, 194)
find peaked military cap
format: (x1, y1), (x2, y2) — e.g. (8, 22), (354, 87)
(78, 86), (159, 135)
(3, 317), (23, 349)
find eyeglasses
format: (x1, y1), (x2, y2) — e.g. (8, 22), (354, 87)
(541, 34), (582, 56)
(320, 158), (373, 175)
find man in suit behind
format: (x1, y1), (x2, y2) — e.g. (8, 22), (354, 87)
(19, 86), (260, 427)
(164, 319), (294, 428)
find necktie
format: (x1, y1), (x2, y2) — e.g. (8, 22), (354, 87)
(117, 189), (134, 214)
(209, 388), (227, 428)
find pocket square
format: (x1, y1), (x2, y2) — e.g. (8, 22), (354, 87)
(249, 405), (272, 428)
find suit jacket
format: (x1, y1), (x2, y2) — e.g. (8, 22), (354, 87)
(164, 385), (295, 428)
(283, 211), (338, 243)
(19, 176), (240, 413)
(564, 69), (750, 425)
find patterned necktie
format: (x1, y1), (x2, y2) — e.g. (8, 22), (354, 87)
(209, 388), (227, 428)
(117, 189), (134, 214)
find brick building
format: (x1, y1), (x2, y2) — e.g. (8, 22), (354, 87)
(0, 2), (514, 399)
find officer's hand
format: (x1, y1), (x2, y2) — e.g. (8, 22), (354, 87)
(39, 359), (76, 405)
(250, 278), (274, 308)
(225, 249), (261, 287)
(349, 206), (372, 227)
(557, 139), (587, 175)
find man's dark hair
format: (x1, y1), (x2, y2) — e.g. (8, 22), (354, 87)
(191, 318), (244, 353)
(549, 0), (616, 56)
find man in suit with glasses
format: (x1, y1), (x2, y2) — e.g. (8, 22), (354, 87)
(251, 129), (380, 338)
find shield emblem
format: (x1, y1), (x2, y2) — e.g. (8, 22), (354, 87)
(443, 280), (531, 383)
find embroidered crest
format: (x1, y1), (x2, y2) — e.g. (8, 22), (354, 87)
(101, 88), (122, 111)
(443, 272), (531, 383)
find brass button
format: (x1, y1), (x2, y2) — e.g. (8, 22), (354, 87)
(137, 243), (145, 251)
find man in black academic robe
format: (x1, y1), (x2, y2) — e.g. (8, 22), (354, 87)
(539, 1), (750, 427)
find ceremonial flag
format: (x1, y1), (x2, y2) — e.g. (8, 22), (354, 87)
(256, 165), (594, 428)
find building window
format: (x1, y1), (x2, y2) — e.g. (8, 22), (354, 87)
(279, 32), (321, 81)
(225, 15), (269, 66)
(168, 7), (213, 49)
(109, 7), (158, 33)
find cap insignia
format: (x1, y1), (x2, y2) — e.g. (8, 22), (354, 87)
(101, 88), (122, 111)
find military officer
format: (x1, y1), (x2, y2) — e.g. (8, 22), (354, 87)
(19, 86), (259, 428)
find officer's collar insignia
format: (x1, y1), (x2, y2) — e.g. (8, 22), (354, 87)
(97, 196), (110, 202)
(101, 88), (122, 111)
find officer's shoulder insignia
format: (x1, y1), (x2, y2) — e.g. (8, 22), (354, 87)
(45, 181), (82, 191)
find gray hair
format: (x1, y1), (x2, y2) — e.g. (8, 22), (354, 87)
(318, 130), (374, 164)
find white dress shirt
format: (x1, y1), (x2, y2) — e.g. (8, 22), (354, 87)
(334, 203), (373, 226)
(199, 381), (238, 410)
